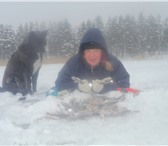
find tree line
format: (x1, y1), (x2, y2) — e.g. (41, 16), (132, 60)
(0, 13), (168, 60)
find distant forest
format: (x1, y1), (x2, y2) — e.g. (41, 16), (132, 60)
(1, 13), (168, 60)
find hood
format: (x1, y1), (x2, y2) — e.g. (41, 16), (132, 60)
(79, 28), (108, 55)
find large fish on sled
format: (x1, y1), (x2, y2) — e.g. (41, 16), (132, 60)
(45, 78), (140, 120)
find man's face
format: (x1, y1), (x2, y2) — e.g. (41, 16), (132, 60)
(83, 48), (102, 67)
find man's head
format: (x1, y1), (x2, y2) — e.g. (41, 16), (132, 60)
(83, 41), (103, 67)
(79, 28), (112, 69)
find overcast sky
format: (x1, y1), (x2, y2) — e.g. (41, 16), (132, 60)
(1, 1), (168, 29)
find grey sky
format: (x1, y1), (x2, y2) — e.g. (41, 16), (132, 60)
(1, 2), (168, 28)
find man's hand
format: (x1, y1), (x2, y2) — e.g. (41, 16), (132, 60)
(92, 77), (112, 93)
(58, 90), (69, 96)
(72, 76), (112, 93)
(92, 80), (104, 93)
(72, 76), (91, 93)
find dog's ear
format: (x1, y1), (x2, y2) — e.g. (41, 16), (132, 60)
(22, 36), (29, 45)
(27, 31), (36, 45)
(19, 32), (31, 47)
(29, 30), (48, 39)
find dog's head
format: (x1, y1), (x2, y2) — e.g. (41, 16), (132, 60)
(19, 30), (48, 54)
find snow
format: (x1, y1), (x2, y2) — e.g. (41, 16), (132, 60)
(0, 57), (168, 145)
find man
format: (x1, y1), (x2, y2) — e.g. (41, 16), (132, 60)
(55, 28), (130, 95)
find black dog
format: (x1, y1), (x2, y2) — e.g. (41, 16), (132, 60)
(0, 30), (47, 95)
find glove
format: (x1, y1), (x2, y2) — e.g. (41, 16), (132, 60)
(47, 87), (58, 96)
(92, 77), (113, 93)
(71, 76), (91, 93)
(78, 79), (91, 93)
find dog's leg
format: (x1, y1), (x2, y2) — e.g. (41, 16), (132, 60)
(28, 77), (32, 94)
(23, 72), (32, 95)
(2, 75), (22, 95)
(32, 69), (40, 92)
(0, 87), (4, 92)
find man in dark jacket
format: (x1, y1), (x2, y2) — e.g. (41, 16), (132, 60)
(55, 28), (130, 95)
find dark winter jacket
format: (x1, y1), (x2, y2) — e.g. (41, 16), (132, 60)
(55, 28), (130, 93)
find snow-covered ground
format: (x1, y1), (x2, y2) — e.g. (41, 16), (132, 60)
(0, 57), (168, 145)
